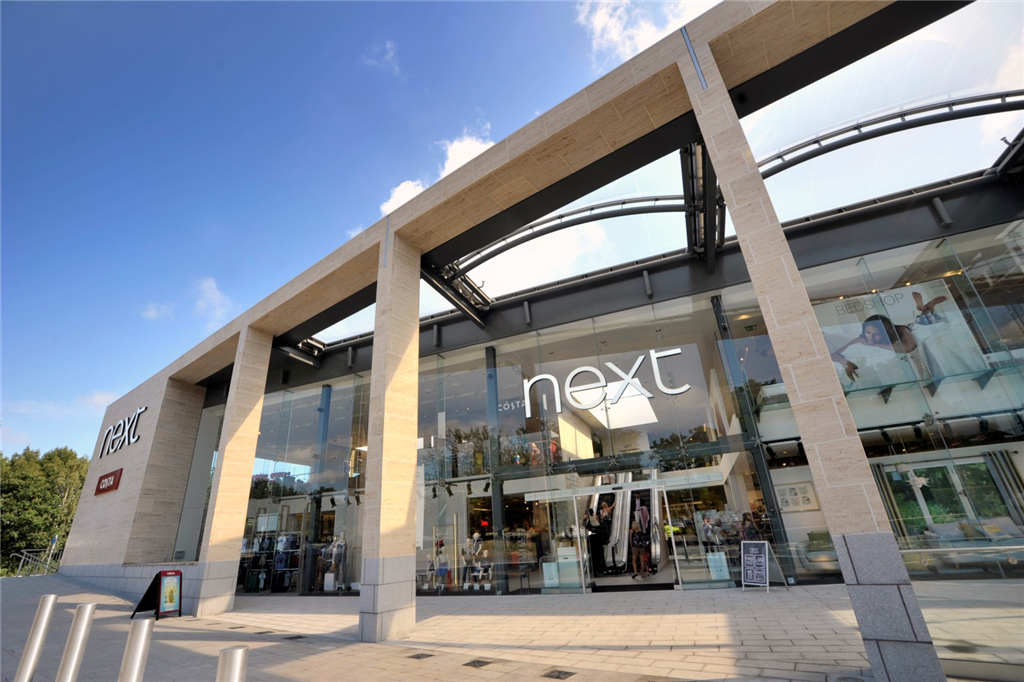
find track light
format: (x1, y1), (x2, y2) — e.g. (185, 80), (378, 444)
(445, 484), (454, 497)
(330, 496), (336, 508)
(355, 495), (361, 506)
(466, 483), (473, 496)
(483, 481), (490, 493)
(765, 445), (776, 460)
(432, 486), (437, 499)
(880, 429), (892, 444)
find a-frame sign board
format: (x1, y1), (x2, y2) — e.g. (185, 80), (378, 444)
(131, 570), (182, 620)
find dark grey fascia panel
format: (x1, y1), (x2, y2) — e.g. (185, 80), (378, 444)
(198, 172), (1022, 398)
(274, 282), (377, 349)
(728, 1), (969, 118)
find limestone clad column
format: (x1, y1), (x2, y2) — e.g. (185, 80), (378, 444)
(195, 324), (273, 617)
(676, 30), (945, 682)
(359, 229), (421, 642)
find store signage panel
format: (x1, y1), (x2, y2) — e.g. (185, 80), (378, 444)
(522, 348), (690, 418)
(94, 468), (123, 495)
(98, 406), (147, 458)
(741, 541), (769, 591)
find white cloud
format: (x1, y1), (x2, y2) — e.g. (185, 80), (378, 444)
(6, 391), (119, 420)
(469, 223), (609, 297)
(194, 277), (233, 330)
(141, 302), (173, 321)
(380, 180), (426, 216)
(1, 426), (32, 452)
(378, 125), (494, 217)
(439, 127), (495, 178)
(575, 1), (715, 70)
(361, 40), (404, 78)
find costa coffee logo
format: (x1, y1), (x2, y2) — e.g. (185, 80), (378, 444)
(99, 406), (147, 458)
(95, 468), (123, 495)
(522, 348), (690, 418)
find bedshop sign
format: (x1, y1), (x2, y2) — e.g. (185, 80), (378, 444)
(98, 406), (148, 458)
(522, 348), (690, 418)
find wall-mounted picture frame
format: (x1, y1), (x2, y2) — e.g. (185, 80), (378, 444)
(773, 482), (820, 512)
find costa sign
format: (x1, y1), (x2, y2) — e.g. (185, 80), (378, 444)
(99, 406), (147, 458)
(522, 348), (690, 418)
(95, 468), (123, 495)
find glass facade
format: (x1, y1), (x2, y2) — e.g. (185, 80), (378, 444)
(227, 221), (1024, 604)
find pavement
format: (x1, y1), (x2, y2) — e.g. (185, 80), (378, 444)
(1, 574), (1017, 681)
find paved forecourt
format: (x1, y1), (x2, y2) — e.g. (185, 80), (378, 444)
(3, 575), (1003, 681)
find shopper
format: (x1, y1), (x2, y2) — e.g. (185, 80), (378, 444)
(629, 520), (650, 579)
(741, 512), (760, 541)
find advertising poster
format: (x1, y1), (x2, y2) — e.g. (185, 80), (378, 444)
(741, 541), (769, 591)
(813, 280), (987, 391)
(159, 571), (182, 616)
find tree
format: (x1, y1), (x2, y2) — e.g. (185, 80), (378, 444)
(1, 446), (90, 573)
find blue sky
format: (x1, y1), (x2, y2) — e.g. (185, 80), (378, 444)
(2, 1), (1021, 459)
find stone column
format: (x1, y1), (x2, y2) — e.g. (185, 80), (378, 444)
(195, 325), (273, 617)
(359, 230), (421, 642)
(676, 35), (945, 682)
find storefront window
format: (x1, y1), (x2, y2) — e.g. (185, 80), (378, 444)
(238, 373), (370, 596)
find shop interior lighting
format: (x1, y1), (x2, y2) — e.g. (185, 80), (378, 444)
(432, 486), (438, 499)
(355, 495), (361, 506)
(466, 483), (473, 496)
(445, 484), (454, 497)
(483, 481), (490, 493)
(330, 496), (336, 508)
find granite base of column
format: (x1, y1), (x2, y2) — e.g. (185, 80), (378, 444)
(359, 555), (417, 643)
(834, 531), (946, 682)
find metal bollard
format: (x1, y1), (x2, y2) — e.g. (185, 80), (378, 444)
(117, 617), (154, 682)
(14, 593), (59, 682)
(56, 603), (97, 682)
(215, 645), (248, 682)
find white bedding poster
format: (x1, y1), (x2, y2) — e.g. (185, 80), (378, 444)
(813, 280), (988, 391)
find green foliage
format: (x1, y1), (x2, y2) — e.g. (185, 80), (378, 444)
(1, 446), (90, 572)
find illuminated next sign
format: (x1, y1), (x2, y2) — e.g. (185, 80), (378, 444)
(522, 348), (690, 418)
(99, 406), (147, 458)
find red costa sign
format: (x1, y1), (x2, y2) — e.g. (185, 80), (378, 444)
(95, 468), (123, 495)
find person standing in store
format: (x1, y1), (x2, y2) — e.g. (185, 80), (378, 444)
(629, 521), (650, 579)
(740, 512), (760, 541)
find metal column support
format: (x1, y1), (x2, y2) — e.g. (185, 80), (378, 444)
(484, 345), (508, 594)
(14, 593), (58, 682)
(710, 295), (796, 583)
(56, 603), (97, 682)
(681, 140), (723, 273)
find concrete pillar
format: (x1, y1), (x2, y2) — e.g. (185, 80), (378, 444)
(359, 230), (421, 642)
(676, 29), (945, 682)
(195, 325), (273, 617)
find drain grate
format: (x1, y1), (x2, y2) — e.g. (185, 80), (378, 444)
(464, 660), (492, 668)
(408, 653), (434, 660)
(283, 635), (306, 640)
(542, 672), (576, 680)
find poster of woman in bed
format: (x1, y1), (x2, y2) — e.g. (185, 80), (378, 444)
(814, 281), (988, 390)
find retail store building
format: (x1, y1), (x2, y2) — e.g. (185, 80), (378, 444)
(61, 2), (1024, 680)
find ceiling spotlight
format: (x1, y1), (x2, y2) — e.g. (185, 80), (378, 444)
(330, 496), (337, 508)
(483, 481), (490, 493)
(432, 486), (438, 499)
(445, 484), (454, 497)
(355, 494), (361, 506)
(466, 483), (473, 496)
